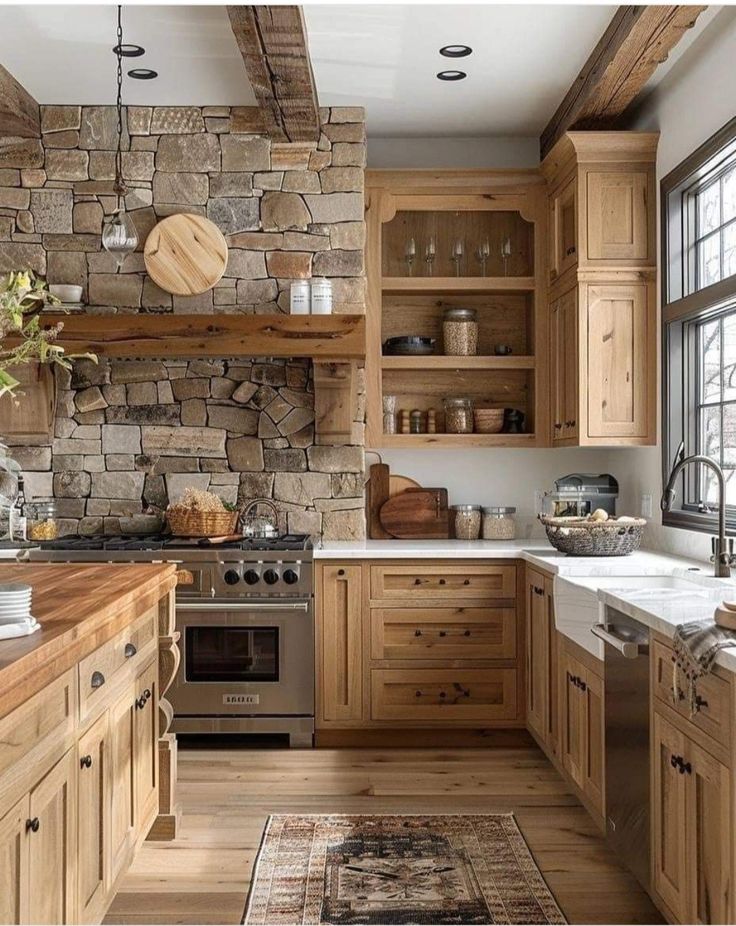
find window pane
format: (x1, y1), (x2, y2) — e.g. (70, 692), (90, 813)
(726, 469), (736, 506)
(699, 179), (721, 235)
(701, 404), (722, 504)
(724, 167), (736, 223)
(701, 318), (721, 401)
(699, 231), (722, 288)
(724, 220), (736, 279)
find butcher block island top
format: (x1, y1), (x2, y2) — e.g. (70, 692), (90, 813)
(0, 562), (177, 718)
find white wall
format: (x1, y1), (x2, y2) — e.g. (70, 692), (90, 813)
(367, 136), (539, 169)
(611, 5), (736, 562)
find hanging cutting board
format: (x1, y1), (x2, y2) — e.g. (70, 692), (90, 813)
(389, 474), (421, 497)
(144, 213), (228, 296)
(379, 488), (450, 539)
(367, 463), (392, 539)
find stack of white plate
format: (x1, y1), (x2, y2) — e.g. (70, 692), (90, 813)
(0, 583), (39, 639)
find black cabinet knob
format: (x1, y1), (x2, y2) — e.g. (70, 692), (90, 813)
(243, 570), (260, 585)
(415, 690), (422, 698)
(463, 579), (470, 586)
(283, 569), (299, 585)
(124, 642), (137, 659)
(26, 817), (40, 833)
(439, 630), (447, 637)
(338, 569), (345, 576)
(80, 755), (93, 769)
(414, 629), (422, 637)
(224, 569), (240, 585)
(91, 671), (105, 690)
(439, 579), (446, 585)
(463, 630), (471, 637)
(263, 569), (279, 585)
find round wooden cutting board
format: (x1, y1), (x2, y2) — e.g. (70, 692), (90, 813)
(144, 214), (228, 296)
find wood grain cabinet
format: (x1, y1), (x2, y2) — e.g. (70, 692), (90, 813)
(542, 132), (658, 446)
(525, 571), (558, 754)
(318, 564), (364, 724)
(77, 713), (110, 924)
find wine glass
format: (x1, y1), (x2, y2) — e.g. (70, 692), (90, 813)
(424, 236), (436, 276)
(476, 239), (490, 276)
(405, 237), (416, 275)
(500, 237), (512, 276)
(451, 238), (464, 277)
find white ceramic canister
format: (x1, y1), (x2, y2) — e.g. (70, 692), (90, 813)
(290, 280), (311, 314)
(311, 277), (333, 314)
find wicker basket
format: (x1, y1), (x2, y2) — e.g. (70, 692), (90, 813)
(166, 508), (238, 538)
(540, 515), (647, 557)
(473, 408), (505, 434)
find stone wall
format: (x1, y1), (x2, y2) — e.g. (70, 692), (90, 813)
(0, 104), (367, 539)
(11, 356), (365, 539)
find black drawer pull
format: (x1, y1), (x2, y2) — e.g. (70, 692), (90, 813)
(414, 629), (422, 637)
(439, 630), (447, 637)
(439, 579), (446, 585)
(554, 422), (562, 430)
(694, 694), (709, 712)
(439, 691), (447, 699)
(415, 690), (422, 698)
(682, 760), (692, 775)
(463, 630), (471, 637)
(90, 671), (105, 690)
(566, 245), (576, 256)
(463, 579), (470, 586)
(80, 755), (93, 769)
(124, 642), (137, 659)
(143, 688), (151, 700)
(26, 817), (40, 833)
(670, 754), (679, 769)
(414, 578), (421, 585)
(337, 569), (345, 576)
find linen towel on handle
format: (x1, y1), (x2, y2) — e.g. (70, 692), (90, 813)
(672, 620), (736, 715)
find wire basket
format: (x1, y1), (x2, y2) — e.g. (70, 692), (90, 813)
(540, 515), (647, 557)
(166, 508), (239, 538)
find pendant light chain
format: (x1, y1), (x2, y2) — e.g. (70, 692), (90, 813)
(114, 4), (126, 206)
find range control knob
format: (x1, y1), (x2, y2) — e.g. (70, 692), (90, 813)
(223, 569), (240, 585)
(243, 569), (260, 585)
(263, 569), (279, 585)
(283, 569), (299, 585)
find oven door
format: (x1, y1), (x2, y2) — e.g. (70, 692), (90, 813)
(169, 600), (314, 717)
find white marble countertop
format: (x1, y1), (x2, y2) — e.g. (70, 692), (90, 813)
(316, 539), (736, 672)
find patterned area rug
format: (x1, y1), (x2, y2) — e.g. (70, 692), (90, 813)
(243, 814), (566, 925)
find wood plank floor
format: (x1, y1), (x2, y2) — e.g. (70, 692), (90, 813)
(105, 745), (662, 926)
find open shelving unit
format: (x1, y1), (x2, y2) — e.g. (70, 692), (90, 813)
(365, 171), (549, 448)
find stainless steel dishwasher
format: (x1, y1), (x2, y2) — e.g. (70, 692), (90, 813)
(591, 607), (650, 891)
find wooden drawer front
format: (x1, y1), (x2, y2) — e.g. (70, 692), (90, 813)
(370, 564), (516, 601)
(78, 609), (157, 721)
(652, 639), (731, 750)
(371, 669), (517, 722)
(0, 668), (76, 788)
(371, 608), (516, 661)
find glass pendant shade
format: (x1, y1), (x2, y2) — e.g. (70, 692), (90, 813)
(102, 208), (139, 269)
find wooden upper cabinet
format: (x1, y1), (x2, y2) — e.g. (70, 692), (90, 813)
(585, 170), (649, 262)
(549, 175), (577, 281)
(0, 363), (56, 447)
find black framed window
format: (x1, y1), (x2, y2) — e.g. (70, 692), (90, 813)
(663, 116), (736, 533)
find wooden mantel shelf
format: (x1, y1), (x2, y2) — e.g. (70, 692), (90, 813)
(39, 312), (366, 360)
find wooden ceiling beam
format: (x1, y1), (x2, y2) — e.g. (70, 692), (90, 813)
(227, 5), (320, 143)
(0, 63), (40, 138)
(540, 5), (706, 159)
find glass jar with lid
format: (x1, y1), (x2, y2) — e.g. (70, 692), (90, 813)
(443, 307), (478, 356)
(482, 506), (517, 540)
(444, 396), (474, 433)
(27, 499), (59, 541)
(451, 504), (482, 540)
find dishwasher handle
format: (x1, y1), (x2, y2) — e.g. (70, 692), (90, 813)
(592, 623), (647, 659)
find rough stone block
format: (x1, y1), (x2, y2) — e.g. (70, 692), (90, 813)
(282, 171), (321, 194)
(75, 386), (107, 413)
(264, 448), (307, 471)
(0, 242), (46, 274)
(30, 189), (73, 233)
(282, 231), (329, 251)
(41, 105), (81, 133)
(20, 169), (46, 188)
(151, 106), (205, 134)
(72, 201), (103, 234)
(80, 106), (128, 151)
(313, 249), (364, 276)
(304, 192), (363, 224)
(207, 405), (259, 434)
(236, 279), (278, 304)
(91, 471), (145, 499)
(54, 471), (91, 498)
(101, 424), (142, 454)
(320, 166), (363, 193)
(209, 173), (253, 197)
(88, 273), (142, 308)
(206, 197), (259, 236)
(307, 445), (363, 473)
(261, 191), (310, 231)
(0, 187), (29, 209)
(121, 151), (155, 181)
(253, 171), (283, 191)
(0, 139), (44, 169)
(152, 172), (209, 204)
(220, 135), (270, 172)
(274, 472), (330, 507)
(322, 507), (365, 540)
(226, 436), (264, 472)
(266, 251), (312, 279)
(227, 231), (282, 250)
(171, 377), (210, 400)
(156, 134), (220, 172)
(44, 150), (89, 181)
(127, 106), (152, 136)
(142, 426), (227, 457)
(180, 398), (207, 426)
(127, 381), (158, 405)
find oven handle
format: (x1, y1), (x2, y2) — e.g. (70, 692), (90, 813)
(177, 601), (310, 613)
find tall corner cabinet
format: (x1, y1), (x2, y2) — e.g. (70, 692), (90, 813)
(541, 131), (658, 446)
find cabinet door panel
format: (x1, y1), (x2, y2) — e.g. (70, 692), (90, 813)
(320, 564), (363, 722)
(0, 795), (29, 925)
(550, 296), (565, 440)
(582, 669), (604, 815)
(133, 658), (159, 836)
(28, 748), (77, 925)
(586, 171), (648, 261)
(110, 684), (135, 882)
(550, 176), (577, 280)
(586, 283), (648, 438)
(559, 651), (583, 788)
(687, 739), (731, 925)
(544, 581), (559, 755)
(77, 711), (110, 923)
(525, 572), (548, 737)
(562, 288), (579, 439)
(652, 711), (689, 921)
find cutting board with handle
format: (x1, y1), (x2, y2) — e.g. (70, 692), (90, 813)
(379, 488), (450, 539)
(366, 463), (392, 539)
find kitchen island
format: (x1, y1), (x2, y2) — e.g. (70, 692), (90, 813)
(0, 562), (178, 925)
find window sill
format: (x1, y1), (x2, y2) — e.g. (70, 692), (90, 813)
(662, 509), (736, 536)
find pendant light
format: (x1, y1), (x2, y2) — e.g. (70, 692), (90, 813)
(101, 5), (139, 269)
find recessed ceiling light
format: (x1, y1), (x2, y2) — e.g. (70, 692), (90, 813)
(128, 68), (158, 80)
(113, 43), (145, 57)
(439, 45), (472, 58)
(437, 70), (467, 81)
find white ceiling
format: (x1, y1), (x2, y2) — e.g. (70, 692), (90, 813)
(0, 5), (256, 106)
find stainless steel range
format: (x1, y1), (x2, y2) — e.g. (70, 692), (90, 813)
(30, 533), (315, 746)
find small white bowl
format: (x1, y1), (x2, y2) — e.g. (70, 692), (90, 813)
(49, 284), (83, 303)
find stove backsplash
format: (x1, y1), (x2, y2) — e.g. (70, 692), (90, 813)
(10, 356), (366, 540)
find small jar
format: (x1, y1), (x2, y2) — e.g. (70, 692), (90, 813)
(410, 409), (425, 434)
(482, 506), (517, 540)
(444, 396), (474, 433)
(311, 277), (333, 314)
(383, 394), (398, 435)
(27, 499), (59, 541)
(451, 504), (482, 540)
(290, 280), (311, 314)
(443, 307), (478, 356)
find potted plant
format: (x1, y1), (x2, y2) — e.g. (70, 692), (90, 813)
(0, 269), (91, 396)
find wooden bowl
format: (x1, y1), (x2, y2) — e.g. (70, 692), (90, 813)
(473, 408), (505, 434)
